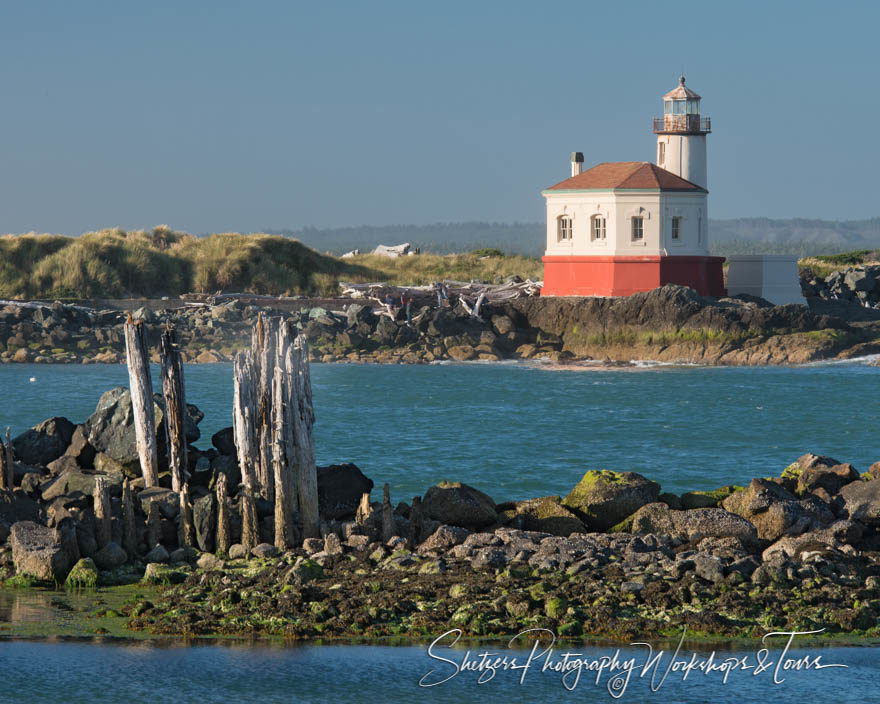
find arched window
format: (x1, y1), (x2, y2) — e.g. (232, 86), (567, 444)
(557, 215), (572, 242)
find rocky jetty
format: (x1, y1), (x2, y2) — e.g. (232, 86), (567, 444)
(2, 283), (879, 366)
(2, 397), (880, 640)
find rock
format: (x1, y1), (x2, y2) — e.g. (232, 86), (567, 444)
(46, 456), (81, 475)
(839, 478), (880, 526)
(193, 494), (216, 553)
(65, 557), (98, 589)
(422, 481), (498, 530)
(0, 490), (40, 527)
(692, 552), (725, 583)
(228, 544), (248, 559)
(797, 463), (860, 497)
(144, 544), (170, 563)
(142, 562), (191, 585)
(211, 455), (240, 489)
(211, 427), (236, 456)
(63, 425), (96, 467)
(417, 524), (471, 554)
(722, 478), (827, 541)
(762, 520), (864, 561)
(317, 463), (374, 520)
(10, 520), (79, 582)
(12, 417), (75, 466)
(137, 487), (180, 519)
(679, 485), (740, 509)
(289, 557), (323, 583)
(169, 546), (199, 564)
(252, 543), (280, 558)
(511, 496), (587, 536)
(196, 553), (224, 570)
(302, 537), (324, 555)
(92, 542), (128, 570)
(562, 470), (660, 531)
(323, 533), (343, 555)
(40, 469), (123, 502)
(631, 503), (758, 547)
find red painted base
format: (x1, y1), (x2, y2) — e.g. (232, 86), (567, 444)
(541, 255), (726, 297)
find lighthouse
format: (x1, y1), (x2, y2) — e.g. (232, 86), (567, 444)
(540, 78), (726, 298)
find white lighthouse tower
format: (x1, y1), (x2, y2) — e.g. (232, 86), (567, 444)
(654, 76), (710, 189)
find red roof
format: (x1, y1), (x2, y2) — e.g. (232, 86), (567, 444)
(546, 162), (706, 192)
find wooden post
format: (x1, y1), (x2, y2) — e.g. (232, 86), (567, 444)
(4, 428), (12, 490)
(0, 432), (9, 491)
(407, 495), (424, 548)
(93, 476), (112, 549)
(271, 365), (295, 551)
(215, 473), (231, 555)
(178, 483), (196, 548)
(232, 350), (258, 492)
(124, 315), (159, 488)
(355, 492), (372, 526)
(240, 488), (259, 552)
(121, 478), (139, 557)
(160, 323), (187, 493)
(147, 500), (162, 549)
(252, 314), (277, 502)
(291, 334), (320, 539)
(382, 483), (395, 542)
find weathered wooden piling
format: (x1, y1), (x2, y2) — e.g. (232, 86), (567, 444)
(147, 500), (162, 549)
(215, 473), (231, 555)
(0, 429), (10, 491)
(271, 365), (295, 551)
(407, 496), (424, 548)
(252, 314), (277, 502)
(240, 488), (259, 551)
(233, 350), (258, 492)
(355, 492), (372, 526)
(93, 476), (112, 549)
(160, 323), (187, 493)
(291, 334), (320, 539)
(382, 483), (395, 541)
(121, 478), (139, 557)
(179, 483), (196, 548)
(124, 315), (159, 487)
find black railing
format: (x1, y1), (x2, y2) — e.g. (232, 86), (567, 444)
(653, 116), (711, 133)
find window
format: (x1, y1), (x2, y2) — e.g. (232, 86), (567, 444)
(557, 216), (572, 242)
(631, 217), (644, 241)
(671, 216), (682, 240)
(664, 101), (672, 115)
(658, 142), (665, 165)
(591, 216), (606, 241)
(673, 100), (686, 115)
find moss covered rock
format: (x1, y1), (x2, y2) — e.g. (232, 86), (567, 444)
(562, 470), (660, 531)
(65, 557), (98, 590)
(680, 485), (742, 509)
(423, 481), (498, 530)
(512, 496), (586, 536)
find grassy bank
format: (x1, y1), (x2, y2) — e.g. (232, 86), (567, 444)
(0, 229), (542, 300)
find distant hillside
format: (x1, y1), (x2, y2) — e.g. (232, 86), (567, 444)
(270, 218), (880, 258)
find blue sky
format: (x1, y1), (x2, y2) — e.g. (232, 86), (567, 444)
(1, 0), (878, 234)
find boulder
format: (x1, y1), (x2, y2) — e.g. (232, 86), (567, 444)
(211, 427), (236, 456)
(252, 543), (280, 559)
(193, 493), (215, 553)
(63, 425), (96, 467)
(511, 496), (587, 536)
(631, 503), (759, 547)
(797, 463), (860, 497)
(12, 417), (75, 466)
(46, 456), (81, 475)
(211, 455), (240, 489)
(562, 470), (660, 531)
(722, 478), (830, 541)
(40, 469), (124, 502)
(417, 524), (471, 555)
(65, 557), (99, 589)
(93, 542), (128, 570)
(679, 485), (741, 509)
(422, 481), (498, 530)
(137, 487), (180, 519)
(228, 544), (248, 559)
(839, 478), (880, 526)
(317, 463), (374, 520)
(144, 544), (170, 563)
(10, 520), (79, 582)
(762, 520), (864, 562)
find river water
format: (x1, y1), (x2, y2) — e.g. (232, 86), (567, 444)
(0, 359), (879, 702)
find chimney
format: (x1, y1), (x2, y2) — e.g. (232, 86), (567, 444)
(570, 151), (584, 177)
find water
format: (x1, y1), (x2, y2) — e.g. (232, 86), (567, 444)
(1, 360), (878, 498)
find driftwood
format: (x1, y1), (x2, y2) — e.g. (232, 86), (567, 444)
(233, 350), (258, 492)
(179, 484), (196, 548)
(215, 473), (231, 555)
(339, 278), (541, 308)
(271, 365), (295, 551)
(124, 316), (159, 487)
(356, 492), (372, 525)
(147, 500), (162, 549)
(93, 476), (112, 549)
(160, 323), (188, 493)
(252, 314), (277, 502)
(240, 488), (259, 551)
(291, 335), (320, 539)
(121, 478), (139, 557)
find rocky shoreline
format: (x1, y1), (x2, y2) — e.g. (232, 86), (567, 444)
(1, 391), (880, 641)
(3, 283), (880, 367)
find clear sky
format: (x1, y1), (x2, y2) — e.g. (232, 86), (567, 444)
(1, 0), (878, 235)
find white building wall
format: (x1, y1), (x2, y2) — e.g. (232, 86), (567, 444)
(659, 192), (710, 256)
(657, 134), (707, 189)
